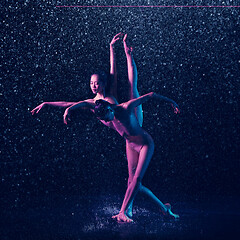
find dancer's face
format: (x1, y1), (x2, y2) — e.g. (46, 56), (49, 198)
(90, 74), (105, 94)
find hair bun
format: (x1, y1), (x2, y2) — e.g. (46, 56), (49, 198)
(95, 100), (101, 106)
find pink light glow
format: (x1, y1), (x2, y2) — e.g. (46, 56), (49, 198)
(56, 5), (240, 8)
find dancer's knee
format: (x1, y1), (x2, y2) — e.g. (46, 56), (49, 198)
(129, 175), (143, 188)
(127, 177), (132, 187)
(132, 175), (142, 188)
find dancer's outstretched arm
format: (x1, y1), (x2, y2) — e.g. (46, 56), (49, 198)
(109, 32), (122, 99)
(126, 92), (180, 114)
(31, 101), (76, 115)
(63, 100), (94, 124)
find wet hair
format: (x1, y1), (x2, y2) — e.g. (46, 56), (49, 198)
(91, 70), (108, 87)
(94, 99), (112, 120)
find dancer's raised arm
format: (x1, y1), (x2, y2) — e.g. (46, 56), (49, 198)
(126, 92), (180, 114)
(109, 32), (122, 99)
(31, 101), (76, 115)
(63, 100), (95, 125)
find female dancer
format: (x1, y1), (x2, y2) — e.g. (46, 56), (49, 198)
(31, 33), (136, 218)
(32, 33), (180, 222)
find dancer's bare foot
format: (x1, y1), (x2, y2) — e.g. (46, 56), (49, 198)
(112, 211), (133, 223)
(123, 34), (133, 55)
(161, 203), (180, 220)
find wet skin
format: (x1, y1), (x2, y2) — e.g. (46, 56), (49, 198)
(99, 103), (145, 139)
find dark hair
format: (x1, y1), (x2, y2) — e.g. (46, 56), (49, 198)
(94, 99), (112, 120)
(91, 70), (108, 87)
(91, 70), (113, 94)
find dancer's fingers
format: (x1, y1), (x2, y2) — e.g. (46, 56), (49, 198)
(31, 107), (37, 114)
(64, 116), (68, 125)
(115, 32), (122, 38)
(123, 34), (127, 42)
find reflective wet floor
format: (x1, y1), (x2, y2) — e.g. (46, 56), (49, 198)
(1, 194), (239, 240)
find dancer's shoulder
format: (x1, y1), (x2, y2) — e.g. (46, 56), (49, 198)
(84, 98), (95, 104)
(104, 96), (118, 104)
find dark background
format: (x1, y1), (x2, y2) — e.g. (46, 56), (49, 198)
(1, 0), (239, 211)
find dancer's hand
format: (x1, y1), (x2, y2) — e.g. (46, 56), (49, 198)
(31, 103), (46, 115)
(123, 34), (133, 55)
(171, 102), (180, 114)
(110, 32), (123, 46)
(63, 108), (71, 124)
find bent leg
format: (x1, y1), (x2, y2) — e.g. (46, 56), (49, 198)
(139, 184), (166, 213)
(125, 143), (168, 217)
(119, 144), (154, 217)
(139, 185), (179, 219)
(125, 142), (139, 218)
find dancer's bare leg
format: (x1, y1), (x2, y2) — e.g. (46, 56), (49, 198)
(125, 147), (179, 220)
(139, 185), (179, 219)
(125, 142), (138, 218)
(125, 146), (170, 218)
(112, 144), (154, 222)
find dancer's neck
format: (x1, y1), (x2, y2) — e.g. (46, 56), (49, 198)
(95, 90), (106, 99)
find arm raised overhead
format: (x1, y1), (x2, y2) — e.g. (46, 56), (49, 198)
(109, 32), (123, 99)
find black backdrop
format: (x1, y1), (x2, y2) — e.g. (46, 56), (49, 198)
(1, 0), (239, 209)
